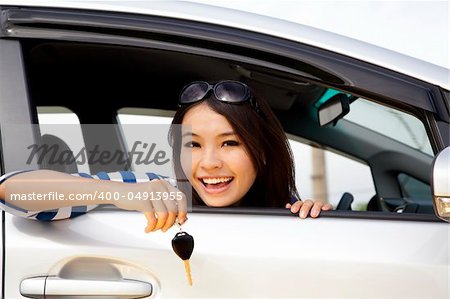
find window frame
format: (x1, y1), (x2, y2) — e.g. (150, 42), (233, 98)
(0, 7), (446, 222)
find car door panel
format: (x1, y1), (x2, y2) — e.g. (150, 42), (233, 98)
(5, 210), (448, 298)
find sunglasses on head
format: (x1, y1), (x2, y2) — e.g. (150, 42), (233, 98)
(178, 80), (259, 112)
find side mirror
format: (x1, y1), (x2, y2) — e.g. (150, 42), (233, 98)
(431, 146), (450, 222)
(317, 93), (350, 126)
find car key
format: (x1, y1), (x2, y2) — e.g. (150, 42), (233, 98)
(172, 230), (194, 286)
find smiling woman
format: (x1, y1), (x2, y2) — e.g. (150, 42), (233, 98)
(171, 80), (298, 209)
(0, 80), (332, 231)
(170, 80), (332, 216)
(180, 103), (258, 207)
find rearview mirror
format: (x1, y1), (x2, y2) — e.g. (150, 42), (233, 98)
(318, 93), (350, 126)
(431, 146), (450, 222)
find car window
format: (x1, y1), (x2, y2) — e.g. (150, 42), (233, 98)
(340, 97), (434, 203)
(16, 37), (440, 218)
(34, 91), (434, 215)
(398, 173), (431, 201)
(116, 108), (176, 177)
(288, 138), (375, 210)
(118, 108), (375, 210)
(36, 106), (90, 173)
(344, 98), (433, 156)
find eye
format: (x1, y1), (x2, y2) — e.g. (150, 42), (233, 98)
(222, 140), (240, 147)
(184, 141), (200, 148)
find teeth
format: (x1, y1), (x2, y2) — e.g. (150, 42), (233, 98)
(202, 177), (232, 184)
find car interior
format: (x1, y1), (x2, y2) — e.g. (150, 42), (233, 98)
(20, 40), (435, 216)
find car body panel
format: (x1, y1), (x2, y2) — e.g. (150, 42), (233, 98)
(5, 211), (449, 298)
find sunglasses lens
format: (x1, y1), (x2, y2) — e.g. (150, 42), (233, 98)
(215, 82), (248, 103)
(180, 82), (209, 104)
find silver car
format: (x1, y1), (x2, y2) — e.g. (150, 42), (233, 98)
(0, 1), (448, 298)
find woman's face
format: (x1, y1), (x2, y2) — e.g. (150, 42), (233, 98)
(180, 102), (257, 207)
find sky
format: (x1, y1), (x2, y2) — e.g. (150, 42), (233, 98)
(187, 0), (449, 69)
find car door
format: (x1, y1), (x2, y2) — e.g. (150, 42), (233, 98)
(1, 5), (448, 299)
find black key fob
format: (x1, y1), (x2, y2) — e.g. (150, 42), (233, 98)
(171, 231), (194, 261)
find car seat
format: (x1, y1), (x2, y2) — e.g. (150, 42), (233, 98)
(39, 134), (78, 173)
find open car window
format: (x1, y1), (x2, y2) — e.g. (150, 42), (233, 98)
(18, 34), (438, 218)
(117, 109), (376, 210)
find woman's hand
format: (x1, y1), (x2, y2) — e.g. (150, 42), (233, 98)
(113, 179), (187, 233)
(285, 199), (332, 219)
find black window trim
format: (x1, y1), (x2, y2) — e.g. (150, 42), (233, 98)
(192, 206), (443, 222)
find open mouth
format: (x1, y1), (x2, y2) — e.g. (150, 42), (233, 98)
(200, 177), (234, 190)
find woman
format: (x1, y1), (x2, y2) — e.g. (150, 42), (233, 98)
(0, 80), (332, 232)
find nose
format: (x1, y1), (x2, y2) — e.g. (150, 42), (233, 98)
(199, 147), (223, 170)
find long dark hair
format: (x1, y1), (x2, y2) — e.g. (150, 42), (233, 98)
(169, 85), (299, 208)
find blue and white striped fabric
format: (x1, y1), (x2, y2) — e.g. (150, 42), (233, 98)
(0, 170), (176, 221)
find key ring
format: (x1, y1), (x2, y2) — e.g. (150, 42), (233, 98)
(176, 220), (183, 232)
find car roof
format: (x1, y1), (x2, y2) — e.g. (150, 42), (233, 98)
(1, 0), (448, 90)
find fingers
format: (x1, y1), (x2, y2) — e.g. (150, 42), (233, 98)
(310, 202), (333, 217)
(144, 211), (157, 233)
(287, 199), (333, 219)
(164, 181), (188, 225)
(151, 190), (169, 232)
(145, 180), (189, 233)
(299, 200), (314, 218)
(176, 191), (188, 225)
(322, 203), (333, 211)
(310, 201), (324, 218)
(161, 197), (178, 232)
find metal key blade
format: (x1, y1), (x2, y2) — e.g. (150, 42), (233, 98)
(184, 260), (192, 286)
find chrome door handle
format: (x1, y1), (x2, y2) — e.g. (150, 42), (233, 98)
(21, 276), (152, 299)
